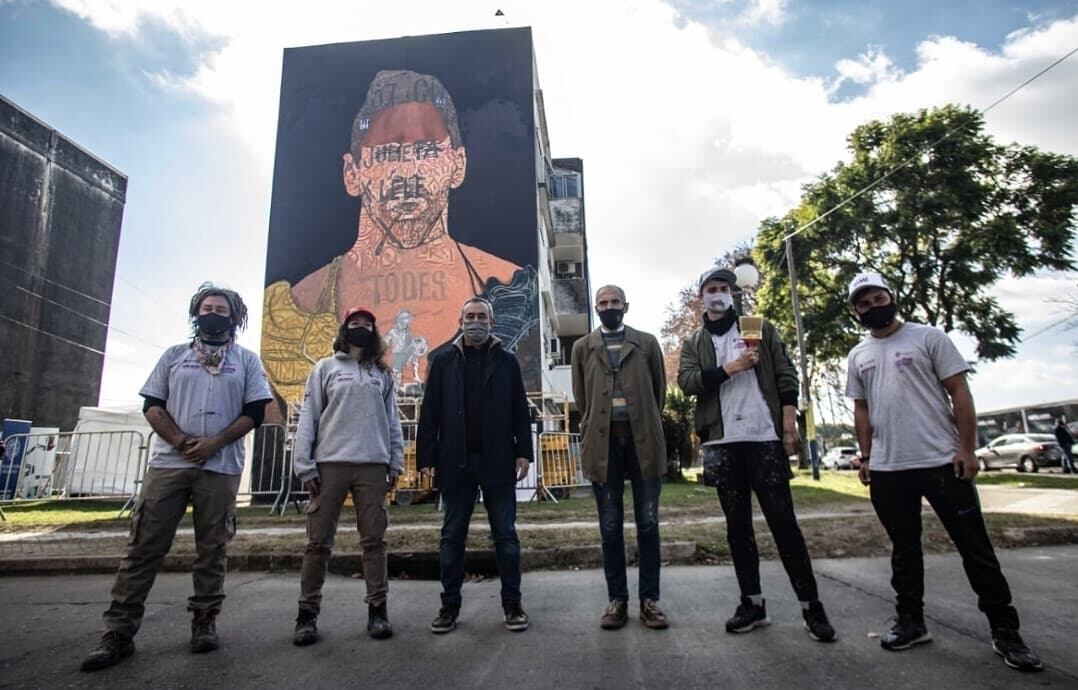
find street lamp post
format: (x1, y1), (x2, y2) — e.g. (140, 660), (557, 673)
(785, 236), (820, 480)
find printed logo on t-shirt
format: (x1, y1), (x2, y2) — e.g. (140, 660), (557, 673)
(894, 351), (915, 371)
(857, 358), (877, 377)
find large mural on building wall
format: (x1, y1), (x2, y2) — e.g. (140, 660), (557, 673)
(261, 29), (539, 407)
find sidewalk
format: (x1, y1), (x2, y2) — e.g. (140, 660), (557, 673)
(1, 546), (1075, 688)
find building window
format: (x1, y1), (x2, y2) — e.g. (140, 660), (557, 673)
(551, 172), (580, 199)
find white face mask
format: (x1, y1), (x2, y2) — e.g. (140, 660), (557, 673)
(704, 292), (733, 313)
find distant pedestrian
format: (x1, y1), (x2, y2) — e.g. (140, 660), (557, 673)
(571, 285), (670, 631)
(291, 307), (404, 646)
(1054, 417), (1075, 474)
(417, 297), (533, 634)
(845, 272), (1042, 672)
(81, 283), (272, 671)
(678, 265), (835, 642)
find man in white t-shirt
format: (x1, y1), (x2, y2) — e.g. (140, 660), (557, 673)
(678, 266), (835, 643)
(845, 272), (1042, 672)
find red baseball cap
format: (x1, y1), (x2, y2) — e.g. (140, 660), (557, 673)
(342, 306), (376, 325)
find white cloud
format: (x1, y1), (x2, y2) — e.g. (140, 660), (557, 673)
(45, 1), (1078, 410)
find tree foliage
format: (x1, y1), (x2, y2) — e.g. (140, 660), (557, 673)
(754, 105), (1078, 369)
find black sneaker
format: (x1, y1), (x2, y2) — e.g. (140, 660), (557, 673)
(80, 631), (135, 672)
(992, 628), (1044, 672)
(293, 610), (319, 646)
(189, 610), (219, 653)
(503, 601), (529, 632)
(802, 601), (836, 642)
(880, 615), (931, 651)
(725, 597), (769, 634)
(368, 602), (393, 639)
(431, 607), (459, 634)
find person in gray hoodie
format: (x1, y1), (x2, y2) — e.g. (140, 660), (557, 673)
(291, 306), (404, 645)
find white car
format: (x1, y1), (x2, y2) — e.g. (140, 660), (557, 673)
(821, 446), (860, 470)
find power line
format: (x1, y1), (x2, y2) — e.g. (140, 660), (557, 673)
(780, 44), (1078, 244)
(0, 274), (168, 350)
(0, 257), (111, 308)
(0, 313), (106, 356)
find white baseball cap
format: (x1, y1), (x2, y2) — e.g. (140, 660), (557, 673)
(847, 272), (891, 303)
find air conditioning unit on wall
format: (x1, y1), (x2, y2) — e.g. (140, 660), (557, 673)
(555, 261), (581, 278)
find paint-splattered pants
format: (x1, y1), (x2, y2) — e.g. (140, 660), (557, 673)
(703, 441), (819, 602)
(592, 434), (662, 602)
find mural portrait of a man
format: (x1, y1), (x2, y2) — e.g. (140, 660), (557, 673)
(262, 67), (535, 405)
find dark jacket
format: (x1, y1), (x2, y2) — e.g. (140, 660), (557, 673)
(570, 326), (667, 482)
(417, 336), (533, 492)
(677, 317), (799, 442)
(1055, 424), (1075, 452)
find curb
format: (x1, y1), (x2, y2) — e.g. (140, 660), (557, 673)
(0, 541), (699, 577)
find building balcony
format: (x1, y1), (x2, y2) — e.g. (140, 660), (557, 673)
(544, 364), (574, 404)
(550, 198), (583, 245)
(553, 277), (588, 315)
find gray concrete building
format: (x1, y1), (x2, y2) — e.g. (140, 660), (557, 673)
(0, 95), (127, 430)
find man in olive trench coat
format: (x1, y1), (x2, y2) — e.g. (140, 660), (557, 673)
(571, 284), (669, 631)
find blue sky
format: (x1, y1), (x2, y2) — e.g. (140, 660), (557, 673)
(1, 0), (1076, 417)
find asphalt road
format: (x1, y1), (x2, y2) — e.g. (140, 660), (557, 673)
(2, 546), (1076, 689)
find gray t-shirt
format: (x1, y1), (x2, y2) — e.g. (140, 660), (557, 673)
(140, 342), (273, 475)
(845, 323), (970, 471)
(705, 327), (780, 446)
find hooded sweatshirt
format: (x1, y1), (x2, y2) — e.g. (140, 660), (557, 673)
(292, 352), (404, 483)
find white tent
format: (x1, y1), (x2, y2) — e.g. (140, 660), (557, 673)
(66, 405), (152, 496)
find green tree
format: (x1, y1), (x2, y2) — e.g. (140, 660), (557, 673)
(755, 105), (1078, 372)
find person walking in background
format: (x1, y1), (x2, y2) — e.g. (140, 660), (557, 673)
(291, 307), (404, 645)
(1054, 417), (1075, 474)
(571, 285), (670, 631)
(81, 283), (272, 671)
(677, 266), (835, 643)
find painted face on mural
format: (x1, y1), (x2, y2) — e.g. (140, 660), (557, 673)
(342, 101), (467, 250)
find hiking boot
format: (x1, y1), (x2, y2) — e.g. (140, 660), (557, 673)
(80, 631), (135, 672)
(503, 601), (529, 632)
(293, 610), (319, 646)
(726, 597), (769, 634)
(189, 610), (219, 653)
(802, 601), (837, 642)
(368, 602), (393, 639)
(600, 600), (629, 630)
(880, 615), (931, 651)
(640, 599), (669, 630)
(430, 607), (459, 634)
(992, 628), (1044, 672)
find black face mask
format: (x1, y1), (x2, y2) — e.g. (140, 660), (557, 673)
(858, 303), (898, 330)
(598, 308), (624, 330)
(346, 327), (375, 348)
(197, 313), (232, 338)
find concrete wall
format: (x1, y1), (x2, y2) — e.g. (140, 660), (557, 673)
(0, 95), (126, 430)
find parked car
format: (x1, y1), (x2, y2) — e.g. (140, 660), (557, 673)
(821, 446), (861, 470)
(975, 434), (1063, 473)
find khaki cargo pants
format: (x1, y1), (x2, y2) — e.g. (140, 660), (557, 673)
(103, 467), (241, 637)
(299, 463), (389, 614)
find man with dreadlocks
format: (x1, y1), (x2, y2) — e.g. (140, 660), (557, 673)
(262, 69), (522, 403)
(81, 283), (273, 672)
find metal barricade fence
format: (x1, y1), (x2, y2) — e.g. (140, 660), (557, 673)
(0, 430), (148, 508)
(535, 431), (587, 502)
(240, 424), (290, 504)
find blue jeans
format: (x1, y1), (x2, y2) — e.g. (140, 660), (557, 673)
(439, 467), (521, 609)
(592, 435), (662, 602)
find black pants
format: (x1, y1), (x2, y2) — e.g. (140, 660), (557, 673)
(704, 441), (819, 602)
(870, 464), (1019, 630)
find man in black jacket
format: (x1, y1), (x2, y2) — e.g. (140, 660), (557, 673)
(418, 297), (533, 634)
